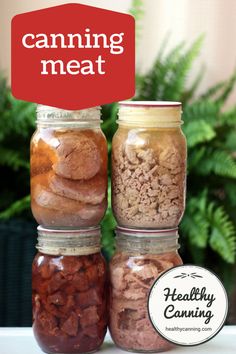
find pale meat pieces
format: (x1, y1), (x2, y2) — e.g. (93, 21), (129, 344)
(31, 201), (105, 228)
(50, 174), (106, 205)
(109, 252), (182, 351)
(112, 140), (186, 228)
(31, 134), (107, 227)
(31, 183), (106, 227)
(52, 134), (101, 180)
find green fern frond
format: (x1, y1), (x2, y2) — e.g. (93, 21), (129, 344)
(181, 192), (209, 248)
(195, 148), (236, 178)
(224, 181), (236, 207)
(137, 36), (204, 101)
(0, 195), (31, 220)
(181, 211), (209, 248)
(182, 64), (205, 103)
(183, 99), (220, 126)
(162, 35), (204, 101)
(220, 106), (236, 127)
(216, 70), (236, 104)
(208, 203), (236, 263)
(129, 0), (144, 43)
(187, 147), (206, 171)
(225, 129), (236, 151)
(183, 120), (216, 147)
(200, 81), (227, 101)
(182, 193), (236, 263)
(101, 180), (116, 258)
(0, 147), (29, 170)
(137, 41), (186, 100)
(102, 102), (118, 138)
(0, 96), (35, 141)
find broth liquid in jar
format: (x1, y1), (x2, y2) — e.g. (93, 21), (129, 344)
(32, 226), (107, 354)
(109, 227), (182, 352)
(112, 101), (187, 229)
(31, 106), (108, 228)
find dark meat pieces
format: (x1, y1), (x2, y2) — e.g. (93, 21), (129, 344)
(61, 312), (78, 336)
(32, 253), (107, 353)
(52, 134), (101, 180)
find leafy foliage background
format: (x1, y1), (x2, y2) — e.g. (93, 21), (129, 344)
(0, 1), (236, 293)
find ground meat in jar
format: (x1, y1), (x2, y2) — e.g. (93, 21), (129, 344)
(112, 127), (186, 229)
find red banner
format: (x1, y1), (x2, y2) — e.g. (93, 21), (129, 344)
(11, 3), (135, 109)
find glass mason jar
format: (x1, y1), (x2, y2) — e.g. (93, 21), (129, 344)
(32, 226), (107, 354)
(109, 227), (182, 353)
(31, 106), (108, 228)
(112, 101), (187, 229)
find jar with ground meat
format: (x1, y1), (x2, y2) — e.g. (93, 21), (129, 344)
(32, 226), (107, 354)
(109, 227), (182, 352)
(31, 105), (107, 228)
(112, 101), (187, 229)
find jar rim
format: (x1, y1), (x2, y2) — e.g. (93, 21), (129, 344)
(119, 100), (182, 108)
(36, 104), (101, 113)
(37, 226), (101, 256)
(36, 105), (102, 126)
(116, 226), (178, 238)
(117, 101), (183, 128)
(37, 225), (100, 237)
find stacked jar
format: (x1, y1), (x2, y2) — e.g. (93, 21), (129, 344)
(110, 101), (187, 352)
(30, 106), (108, 353)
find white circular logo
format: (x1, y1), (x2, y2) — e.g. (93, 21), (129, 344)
(148, 265), (228, 346)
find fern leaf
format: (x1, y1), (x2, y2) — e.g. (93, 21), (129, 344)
(183, 120), (216, 147)
(129, 0), (144, 44)
(162, 35), (204, 101)
(188, 147), (206, 171)
(0, 147), (29, 170)
(137, 41), (186, 100)
(208, 203), (236, 263)
(102, 102), (118, 138)
(182, 64), (205, 103)
(220, 106), (236, 127)
(196, 148), (236, 178)
(183, 100), (220, 126)
(0, 195), (31, 219)
(200, 81), (226, 100)
(224, 181), (236, 207)
(216, 70), (236, 104)
(181, 192), (209, 248)
(225, 129), (236, 151)
(181, 211), (209, 248)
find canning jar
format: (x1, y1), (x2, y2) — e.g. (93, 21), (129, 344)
(31, 106), (108, 228)
(32, 227), (107, 354)
(109, 227), (182, 352)
(112, 101), (187, 229)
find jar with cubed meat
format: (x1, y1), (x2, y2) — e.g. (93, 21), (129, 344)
(112, 101), (187, 229)
(109, 227), (182, 352)
(32, 226), (107, 354)
(31, 105), (107, 228)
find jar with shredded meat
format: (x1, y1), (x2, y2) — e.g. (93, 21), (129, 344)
(112, 101), (187, 229)
(31, 105), (107, 228)
(109, 227), (182, 352)
(32, 226), (107, 354)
